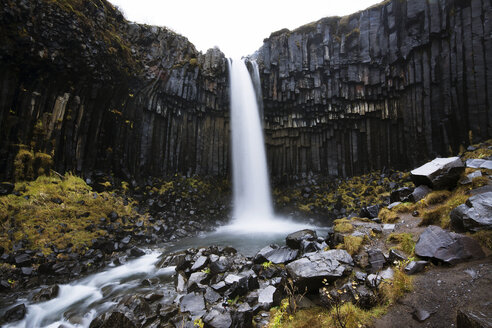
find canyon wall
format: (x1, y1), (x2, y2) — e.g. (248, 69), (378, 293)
(0, 0), (491, 182)
(0, 0), (230, 182)
(257, 0), (492, 177)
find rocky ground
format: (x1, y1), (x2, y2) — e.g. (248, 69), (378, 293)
(0, 141), (491, 328)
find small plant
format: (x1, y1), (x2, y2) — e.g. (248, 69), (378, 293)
(227, 295), (240, 306)
(386, 233), (415, 255)
(262, 261), (273, 269)
(201, 267), (211, 274)
(269, 299), (293, 328)
(193, 318), (204, 328)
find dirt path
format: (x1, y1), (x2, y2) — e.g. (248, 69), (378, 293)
(374, 256), (492, 327)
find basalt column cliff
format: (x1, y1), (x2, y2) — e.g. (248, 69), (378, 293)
(257, 0), (492, 177)
(1, 0), (491, 181)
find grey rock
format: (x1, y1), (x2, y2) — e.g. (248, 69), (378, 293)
(187, 272), (208, 292)
(412, 309), (431, 322)
(179, 292), (206, 315)
(254, 245), (298, 264)
(191, 256), (208, 271)
(2, 304), (26, 323)
(203, 308), (232, 328)
(409, 185), (432, 202)
(466, 159), (486, 169)
(404, 261), (429, 275)
(286, 250), (353, 291)
(367, 249), (386, 273)
(415, 226), (485, 264)
(258, 285), (281, 309)
(286, 229), (317, 249)
(204, 287), (221, 304)
(450, 192), (492, 232)
(457, 309), (492, 328)
(411, 157), (464, 189)
(391, 187), (414, 202)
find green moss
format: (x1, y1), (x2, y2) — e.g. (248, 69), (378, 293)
(422, 190), (451, 206)
(379, 208), (399, 223)
(334, 219), (354, 233)
(470, 230), (492, 250)
(0, 174), (145, 254)
(386, 233), (415, 255)
(14, 147), (34, 181)
(337, 235), (364, 255)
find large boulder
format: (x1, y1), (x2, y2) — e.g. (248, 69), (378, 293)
(285, 250), (354, 291)
(414, 226), (484, 264)
(450, 192), (492, 232)
(411, 157), (465, 189)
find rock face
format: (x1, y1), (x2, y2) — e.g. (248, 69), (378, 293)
(255, 1), (492, 177)
(410, 157), (465, 189)
(1, 0), (491, 181)
(414, 226), (485, 264)
(450, 192), (492, 232)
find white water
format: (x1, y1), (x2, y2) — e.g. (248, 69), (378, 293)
(3, 253), (174, 328)
(220, 58), (311, 233)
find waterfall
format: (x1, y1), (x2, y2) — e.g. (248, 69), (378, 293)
(228, 58), (274, 226)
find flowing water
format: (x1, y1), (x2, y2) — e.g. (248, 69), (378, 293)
(0, 58), (318, 327)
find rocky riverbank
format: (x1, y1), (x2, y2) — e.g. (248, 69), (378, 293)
(1, 140), (491, 327)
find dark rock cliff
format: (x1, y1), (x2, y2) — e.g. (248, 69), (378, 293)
(256, 0), (492, 177)
(0, 0), (230, 182)
(0, 0), (491, 182)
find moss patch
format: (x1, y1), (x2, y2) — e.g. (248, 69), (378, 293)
(337, 235), (364, 255)
(333, 219), (354, 233)
(378, 208), (399, 223)
(386, 233), (415, 255)
(0, 173), (145, 254)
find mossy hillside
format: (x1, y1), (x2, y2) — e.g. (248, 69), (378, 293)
(0, 173), (146, 255)
(275, 170), (413, 216)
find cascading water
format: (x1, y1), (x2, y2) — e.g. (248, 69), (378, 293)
(221, 58), (310, 233)
(229, 58), (273, 224)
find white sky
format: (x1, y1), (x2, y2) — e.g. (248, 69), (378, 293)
(108, 0), (382, 58)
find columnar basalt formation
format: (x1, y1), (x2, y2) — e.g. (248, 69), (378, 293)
(0, 0), (230, 181)
(256, 0), (492, 177)
(0, 0), (491, 181)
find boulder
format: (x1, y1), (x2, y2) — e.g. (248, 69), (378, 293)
(254, 245), (298, 264)
(286, 230), (317, 249)
(450, 192), (492, 232)
(286, 250), (353, 291)
(360, 205), (380, 219)
(411, 157), (464, 189)
(190, 256), (208, 272)
(457, 309), (492, 328)
(32, 285), (60, 303)
(414, 226), (485, 264)
(232, 303), (254, 328)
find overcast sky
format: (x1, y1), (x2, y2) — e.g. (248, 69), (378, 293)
(108, 0), (382, 58)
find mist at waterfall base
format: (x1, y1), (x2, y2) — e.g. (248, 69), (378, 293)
(216, 58), (312, 234)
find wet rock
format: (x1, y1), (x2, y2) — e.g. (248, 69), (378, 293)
(203, 307), (232, 328)
(144, 292), (163, 303)
(2, 304), (26, 323)
(127, 247), (145, 258)
(411, 157), (465, 189)
(258, 285), (281, 309)
(0, 182), (15, 196)
(232, 303), (254, 328)
(409, 185), (431, 202)
(415, 226), (485, 264)
(159, 305), (179, 322)
(190, 256), (208, 271)
(404, 261), (429, 275)
(457, 309), (492, 328)
(176, 272), (187, 294)
(211, 281), (228, 293)
(286, 250), (353, 291)
(450, 192), (492, 232)
(89, 311), (137, 328)
(460, 171), (483, 185)
(286, 230), (317, 249)
(179, 292), (206, 315)
(254, 245), (298, 264)
(21, 267), (33, 275)
(187, 272), (208, 292)
(210, 258), (230, 274)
